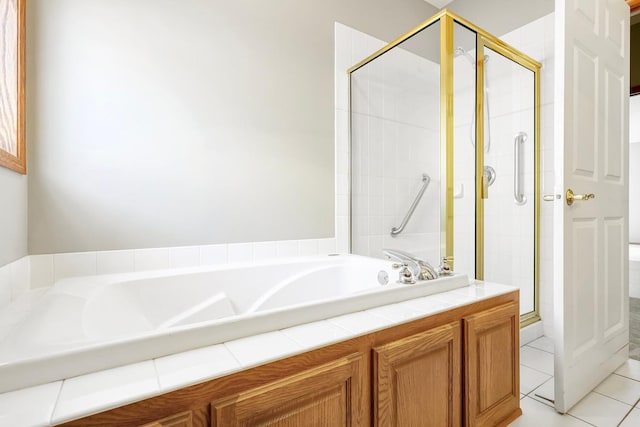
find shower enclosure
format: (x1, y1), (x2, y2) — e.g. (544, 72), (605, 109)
(349, 10), (541, 325)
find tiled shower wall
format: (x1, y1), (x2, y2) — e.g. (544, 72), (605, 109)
(337, 23), (442, 263)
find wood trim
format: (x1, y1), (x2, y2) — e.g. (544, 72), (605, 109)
(629, 0), (640, 13)
(60, 291), (518, 427)
(0, 0), (26, 174)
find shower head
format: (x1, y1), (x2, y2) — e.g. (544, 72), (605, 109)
(454, 46), (489, 65)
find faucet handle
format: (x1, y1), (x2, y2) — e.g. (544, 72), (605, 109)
(438, 256), (454, 276)
(392, 262), (416, 284)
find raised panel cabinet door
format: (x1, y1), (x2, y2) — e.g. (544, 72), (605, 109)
(464, 301), (520, 427)
(373, 321), (462, 427)
(140, 410), (196, 427)
(210, 352), (366, 427)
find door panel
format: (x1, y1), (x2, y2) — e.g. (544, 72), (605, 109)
(553, 0), (630, 412)
(464, 302), (520, 427)
(373, 321), (461, 427)
(210, 353), (366, 427)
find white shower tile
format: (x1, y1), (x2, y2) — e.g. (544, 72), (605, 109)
(96, 250), (135, 275)
(276, 240), (299, 258)
(30, 254), (54, 288)
(200, 244), (228, 266)
(51, 361), (159, 425)
(224, 331), (302, 368)
(134, 248), (169, 271)
(594, 374), (640, 405)
(54, 252), (97, 281)
(298, 239), (319, 256)
(0, 381), (62, 427)
(169, 246), (200, 268)
(155, 344), (241, 392)
(253, 241), (277, 261)
(317, 238), (337, 255)
(281, 320), (351, 349)
(227, 243), (253, 264)
(10, 257), (29, 299)
(567, 392), (631, 427)
(0, 266), (11, 308)
(327, 310), (391, 334)
(337, 194), (349, 217)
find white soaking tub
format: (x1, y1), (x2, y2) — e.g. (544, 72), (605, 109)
(0, 254), (468, 393)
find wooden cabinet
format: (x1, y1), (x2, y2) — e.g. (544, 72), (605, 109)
(141, 411), (195, 427)
(464, 302), (521, 427)
(210, 353), (366, 427)
(62, 292), (520, 427)
(373, 321), (461, 427)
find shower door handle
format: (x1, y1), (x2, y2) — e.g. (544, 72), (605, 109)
(513, 132), (527, 205)
(543, 194), (560, 201)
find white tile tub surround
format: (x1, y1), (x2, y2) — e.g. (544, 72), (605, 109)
(0, 256), (30, 308)
(0, 280), (516, 425)
(14, 237), (338, 293)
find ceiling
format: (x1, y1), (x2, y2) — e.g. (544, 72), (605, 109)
(423, 0), (454, 9)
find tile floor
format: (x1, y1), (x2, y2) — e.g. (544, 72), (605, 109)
(510, 336), (640, 427)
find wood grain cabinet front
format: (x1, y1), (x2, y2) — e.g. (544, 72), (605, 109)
(140, 410), (204, 427)
(464, 301), (521, 427)
(210, 352), (367, 427)
(373, 321), (462, 427)
(59, 292), (521, 427)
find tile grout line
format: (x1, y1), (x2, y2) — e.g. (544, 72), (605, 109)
(616, 397), (640, 427)
(591, 390), (636, 408)
(48, 381), (65, 425)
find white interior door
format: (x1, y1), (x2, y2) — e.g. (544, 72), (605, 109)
(553, 0), (630, 412)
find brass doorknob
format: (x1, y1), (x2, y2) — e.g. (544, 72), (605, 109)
(566, 189), (595, 206)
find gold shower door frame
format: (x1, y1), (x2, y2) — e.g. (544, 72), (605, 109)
(348, 10), (542, 327)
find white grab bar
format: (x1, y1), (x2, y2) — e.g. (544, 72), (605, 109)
(514, 132), (527, 205)
(391, 174), (430, 237)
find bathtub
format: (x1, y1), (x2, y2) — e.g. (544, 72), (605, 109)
(0, 254), (468, 393)
(631, 245), (640, 299)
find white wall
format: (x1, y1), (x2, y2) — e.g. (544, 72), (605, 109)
(0, 168), (27, 266)
(25, 0), (437, 255)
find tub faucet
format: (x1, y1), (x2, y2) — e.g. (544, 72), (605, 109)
(382, 249), (439, 282)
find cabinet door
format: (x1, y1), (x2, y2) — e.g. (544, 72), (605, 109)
(373, 321), (462, 427)
(464, 301), (520, 427)
(210, 352), (366, 427)
(140, 411), (195, 427)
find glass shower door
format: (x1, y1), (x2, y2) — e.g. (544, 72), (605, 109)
(479, 44), (538, 320)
